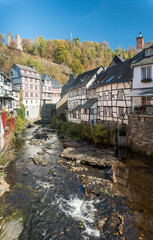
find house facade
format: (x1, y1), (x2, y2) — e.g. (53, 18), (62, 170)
(126, 34), (153, 155)
(12, 85), (20, 110)
(127, 35), (153, 114)
(40, 74), (62, 104)
(9, 64), (41, 120)
(68, 57), (132, 128)
(68, 66), (103, 123)
(0, 71), (13, 111)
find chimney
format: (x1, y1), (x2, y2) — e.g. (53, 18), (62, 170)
(136, 32), (144, 49)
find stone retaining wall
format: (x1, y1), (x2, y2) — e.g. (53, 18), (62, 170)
(128, 114), (153, 156)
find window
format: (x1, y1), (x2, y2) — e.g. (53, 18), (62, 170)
(25, 85), (28, 89)
(103, 93), (106, 100)
(118, 90), (123, 100)
(31, 92), (33, 97)
(30, 85), (33, 90)
(25, 92), (28, 97)
(141, 67), (151, 79)
(103, 107), (107, 116)
(142, 96), (153, 105)
(145, 48), (153, 57)
(10, 71), (13, 76)
(35, 85), (37, 90)
(119, 107), (124, 117)
(35, 93), (38, 98)
(108, 92), (112, 100)
(108, 107), (113, 116)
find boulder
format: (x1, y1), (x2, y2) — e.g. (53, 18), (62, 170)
(0, 176), (10, 197)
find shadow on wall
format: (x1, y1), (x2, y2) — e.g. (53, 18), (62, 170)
(40, 103), (56, 124)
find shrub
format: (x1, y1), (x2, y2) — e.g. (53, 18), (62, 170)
(16, 102), (25, 121)
(14, 116), (24, 135)
(50, 117), (111, 146)
(91, 125), (110, 145)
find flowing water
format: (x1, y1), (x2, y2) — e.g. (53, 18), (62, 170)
(0, 125), (153, 240)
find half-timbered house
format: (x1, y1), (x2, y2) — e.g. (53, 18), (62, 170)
(87, 57), (133, 126)
(68, 66), (103, 123)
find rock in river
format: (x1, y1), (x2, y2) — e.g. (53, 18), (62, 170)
(0, 176), (10, 197)
(60, 145), (117, 168)
(31, 156), (49, 166)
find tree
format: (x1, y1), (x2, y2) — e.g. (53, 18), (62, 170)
(39, 36), (47, 57)
(71, 59), (84, 75)
(0, 33), (5, 47)
(55, 41), (68, 64)
(22, 39), (32, 53)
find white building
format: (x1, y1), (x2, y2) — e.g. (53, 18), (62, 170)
(0, 71), (13, 111)
(127, 34), (153, 114)
(9, 64), (41, 121)
(40, 74), (62, 104)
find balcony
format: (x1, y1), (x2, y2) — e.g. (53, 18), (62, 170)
(129, 105), (153, 115)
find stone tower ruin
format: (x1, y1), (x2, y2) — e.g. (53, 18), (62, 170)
(7, 33), (23, 51)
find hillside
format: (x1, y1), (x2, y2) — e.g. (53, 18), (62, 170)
(0, 35), (136, 84)
(0, 46), (72, 84)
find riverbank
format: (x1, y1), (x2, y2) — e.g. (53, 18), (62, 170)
(0, 125), (153, 240)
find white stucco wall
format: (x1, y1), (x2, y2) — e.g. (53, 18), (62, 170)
(133, 65), (153, 89)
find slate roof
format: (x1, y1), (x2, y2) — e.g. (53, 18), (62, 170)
(108, 55), (124, 68)
(132, 49), (153, 67)
(15, 64), (38, 73)
(61, 74), (76, 98)
(13, 64), (40, 79)
(89, 57), (133, 90)
(40, 74), (62, 88)
(81, 98), (97, 109)
(73, 104), (82, 111)
(41, 74), (50, 82)
(143, 41), (153, 49)
(51, 78), (62, 88)
(70, 66), (102, 91)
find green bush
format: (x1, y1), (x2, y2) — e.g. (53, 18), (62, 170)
(50, 117), (111, 146)
(91, 125), (110, 145)
(16, 102), (25, 121)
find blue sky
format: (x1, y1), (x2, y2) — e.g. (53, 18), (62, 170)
(1, 0), (153, 50)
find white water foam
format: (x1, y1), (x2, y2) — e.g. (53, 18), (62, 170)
(36, 180), (53, 189)
(57, 196), (100, 238)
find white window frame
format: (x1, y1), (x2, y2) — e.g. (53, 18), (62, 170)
(141, 66), (151, 79)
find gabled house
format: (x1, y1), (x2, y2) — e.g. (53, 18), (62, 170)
(9, 64), (41, 120)
(126, 34), (153, 155)
(68, 66), (103, 123)
(87, 57), (133, 127)
(40, 74), (62, 104)
(127, 34), (153, 115)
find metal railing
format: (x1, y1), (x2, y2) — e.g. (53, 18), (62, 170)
(129, 105), (153, 115)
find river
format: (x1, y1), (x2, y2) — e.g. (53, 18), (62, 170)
(0, 125), (153, 240)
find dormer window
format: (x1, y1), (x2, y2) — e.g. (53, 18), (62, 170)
(145, 48), (153, 57)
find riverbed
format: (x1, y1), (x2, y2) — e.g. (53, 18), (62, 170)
(0, 125), (153, 240)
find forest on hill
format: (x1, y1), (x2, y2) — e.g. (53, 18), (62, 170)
(0, 34), (136, 84)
